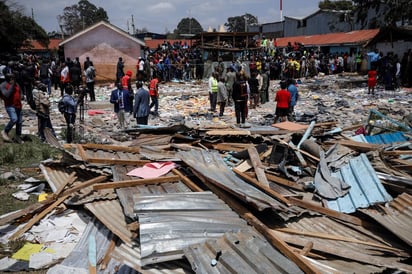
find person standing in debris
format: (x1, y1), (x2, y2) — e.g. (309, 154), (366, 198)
(116, 57), (125, 85)
(137, 57), (145, 82)
(274, 80), (291, 123)
(33, 83), (56, 142)
(232, 71), (249, 127)
(260, 69), (270, 104)
(0, 73), (24, 143)
(61, 85), (77, 143)
(133, 81), (150, 125)
(38, 58), (52, 95)
(149, 74), (159, 116)
(368, 63), (378, 95)
(287, 78), (299, 121)
(110, 83), (132, 130)
(60, 61), (70, 97)
(248, 71), (260, 109)
(83, 56), (93, 71)
(84, 64), (96, 101)
(208, 72), (218, 112)
(70, 57), (82, 91)
(225, 67), (236, 106)
(217, 77), (228, 117)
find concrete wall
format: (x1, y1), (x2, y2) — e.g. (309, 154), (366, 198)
(63, 24), (142, 82)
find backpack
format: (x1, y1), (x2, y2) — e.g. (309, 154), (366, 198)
(39, 64), (49, 79)
(58, 98), (66, 113)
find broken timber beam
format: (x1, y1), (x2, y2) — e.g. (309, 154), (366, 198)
(247, 146), (270, 187)
(93, 175), (180, 190)
(288, 197), (364, 226)
(233, 168), (291, 206)
(172, 169), (204, 192)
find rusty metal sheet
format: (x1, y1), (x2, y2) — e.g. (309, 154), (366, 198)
(184, 230), (304, 274)
(178, 150), (302, 219)
(275, 216), (411, 273)
(112, 165), (192, 219)
(135, 191), (248, 266)
(85, 200), (135, 246)
(361, 193), (412, 247)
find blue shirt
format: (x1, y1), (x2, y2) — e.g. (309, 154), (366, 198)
(287, 84), (298, 107)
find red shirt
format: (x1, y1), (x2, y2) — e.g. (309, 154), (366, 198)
(275, 89), (291, 108)
(149, 78), (159, 96)
(0, 83), (22, 109)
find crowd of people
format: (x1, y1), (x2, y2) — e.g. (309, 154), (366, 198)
(1, 41), (411, 144)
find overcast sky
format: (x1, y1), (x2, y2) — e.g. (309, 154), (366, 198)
(14, 0), (321, 34)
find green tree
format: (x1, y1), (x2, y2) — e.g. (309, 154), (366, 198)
(174, 17), (203, 37)
(58, 0), (109, 35)
(319, 0), (354, 11)
(0, 1), (49, 54)
(352, 0), (412, 27)
(224, 13), (258, 32)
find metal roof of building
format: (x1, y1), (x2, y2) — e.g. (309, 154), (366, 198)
(325, 153), (393, 213)
(275, 29), (380, 48)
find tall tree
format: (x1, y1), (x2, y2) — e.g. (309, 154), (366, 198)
(224, 13), (258, 32)
(58, 0), (109, 35)
(174, 17), (203, 37)
(0, 1), (49, 54)
(352, 0), (411, 27)
(319, 0), (353, 11)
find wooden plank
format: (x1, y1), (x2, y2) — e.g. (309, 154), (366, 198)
(233, 168), (291, 206)
(206, 130), (251, 136)
(212, 142), (254, 152)
(264, 173), (305, 191)
(288, 197), (364, 226)
(276, 227), (403, 253)
(53, 171), (77, 197)
(325, 140), (383, 152)
(247, 147), (270, 187)
(382, 150), (412, 155)
(172, 169), (204, 192)
(194, 172), (320, 274)
(84, 158), (150, 165)
(77, 144), (88, 161)
(81, 143), (141, 153)
(59, 175), (108, 197)
(93, 175), (180, 190)
(300, 242), (314, 256)
(234, 160), (252, 173)
(9, 195), (68, 240)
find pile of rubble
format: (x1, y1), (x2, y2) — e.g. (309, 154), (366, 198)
(0, 74), (411, 273)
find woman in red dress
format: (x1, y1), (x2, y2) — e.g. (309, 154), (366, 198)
(368, 64), (378, 95)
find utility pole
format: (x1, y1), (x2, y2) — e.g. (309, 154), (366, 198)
(131, 15), (135, 35)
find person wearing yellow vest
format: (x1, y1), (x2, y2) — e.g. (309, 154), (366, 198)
(208, 72), (218, 112)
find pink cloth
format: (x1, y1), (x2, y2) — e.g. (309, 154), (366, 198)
(88, 109), (106, 116)
(126, 162), (177, 178)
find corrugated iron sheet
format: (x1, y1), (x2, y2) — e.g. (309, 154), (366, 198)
(275, 29), (379, 47)
(361, 193), (412, 247)
(184, 230), (304, 274)
(365, 132), (408, 144)
(178, 150), (302, 219)
(85, 200), (135, 246)
(39, 163), (116, 205)
(112, 165), (192, 219)
(276, 216), (411, 273)
(135, 191), (249, 266)
(352, 132), (409, 145)
(325, 153), (392, 213)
